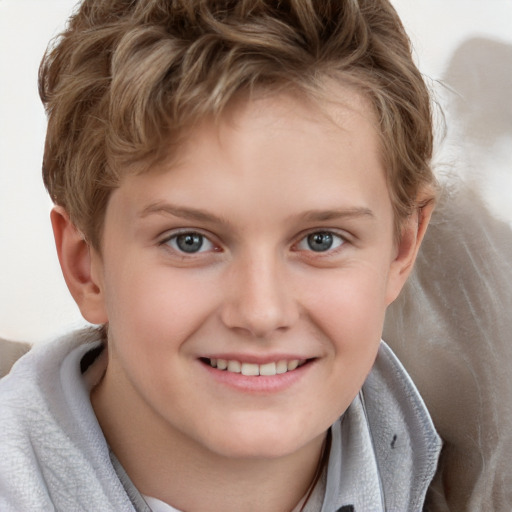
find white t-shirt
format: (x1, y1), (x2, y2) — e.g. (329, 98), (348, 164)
(143, 496), (181, 512)
(142, 466), (326, 512)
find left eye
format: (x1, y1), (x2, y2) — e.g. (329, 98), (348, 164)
(296, 231), (345, 252)
(164, 232), (215, 254)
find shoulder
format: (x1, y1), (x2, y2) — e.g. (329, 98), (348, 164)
(0, 328), (129, 511)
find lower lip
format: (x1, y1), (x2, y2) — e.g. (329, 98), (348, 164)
(199, 360), (314, 394)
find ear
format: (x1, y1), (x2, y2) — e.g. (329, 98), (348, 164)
(386, 200), (434, 305)
(50, 206), (108, 324)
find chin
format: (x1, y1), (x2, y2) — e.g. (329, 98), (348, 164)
(202, 422), (325, 461)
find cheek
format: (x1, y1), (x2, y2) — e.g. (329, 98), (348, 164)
(307, 270), (387, 419)
(102, 261), (220, 352)
(305, 264), (389, 346)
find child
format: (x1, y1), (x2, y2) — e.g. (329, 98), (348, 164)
(0, 1), (441, 510)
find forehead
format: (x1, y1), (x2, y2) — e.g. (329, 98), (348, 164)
(150, 84), (382, 178)
(213, 84), (379, 151)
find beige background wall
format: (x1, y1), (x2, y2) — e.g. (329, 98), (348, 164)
(1, 0), (511, 344)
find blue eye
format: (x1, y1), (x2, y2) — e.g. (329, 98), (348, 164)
(297, 231), (345, 252)
(165, 232), (215, 253)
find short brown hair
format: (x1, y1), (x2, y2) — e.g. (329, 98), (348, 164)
(40, 0), (436, 249)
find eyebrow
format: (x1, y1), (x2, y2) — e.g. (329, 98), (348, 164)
(139, 202), (233, 226)
(140, 202), (375, 225)
(297, 207), (375, 222)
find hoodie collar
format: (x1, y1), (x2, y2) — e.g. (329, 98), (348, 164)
(320, 341), (441, 512)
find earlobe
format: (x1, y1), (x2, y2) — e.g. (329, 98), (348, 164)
(386, 200), (435, 305)
(50, 206), (108, 324)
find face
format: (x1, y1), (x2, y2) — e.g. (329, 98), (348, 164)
(88, 89), (411, 462)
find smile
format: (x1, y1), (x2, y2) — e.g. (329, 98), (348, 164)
(203, 358), (308, 376)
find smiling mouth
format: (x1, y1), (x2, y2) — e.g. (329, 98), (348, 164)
(200, 358), (310, 376)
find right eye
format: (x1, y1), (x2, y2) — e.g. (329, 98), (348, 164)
(295, 231), (346, 253)
(163, 232), (215, 254)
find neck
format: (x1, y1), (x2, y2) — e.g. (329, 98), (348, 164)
(91, 364), (327, 512)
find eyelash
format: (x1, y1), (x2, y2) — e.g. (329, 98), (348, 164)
(159, 229), (348, 257)
(159, 230), (218, 255)
(294, 231), (346, 254)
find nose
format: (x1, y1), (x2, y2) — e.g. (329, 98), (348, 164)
(220, 252), (299, 338)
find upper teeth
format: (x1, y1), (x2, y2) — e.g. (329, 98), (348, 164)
(208, 358), (303, 376)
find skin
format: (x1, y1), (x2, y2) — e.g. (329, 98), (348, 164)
(52, 88), (432, 512)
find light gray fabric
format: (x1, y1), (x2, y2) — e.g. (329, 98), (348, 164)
(0, 328), (440, 511)
(384, 183), (512, 510)
(0, 329), (133, 512)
